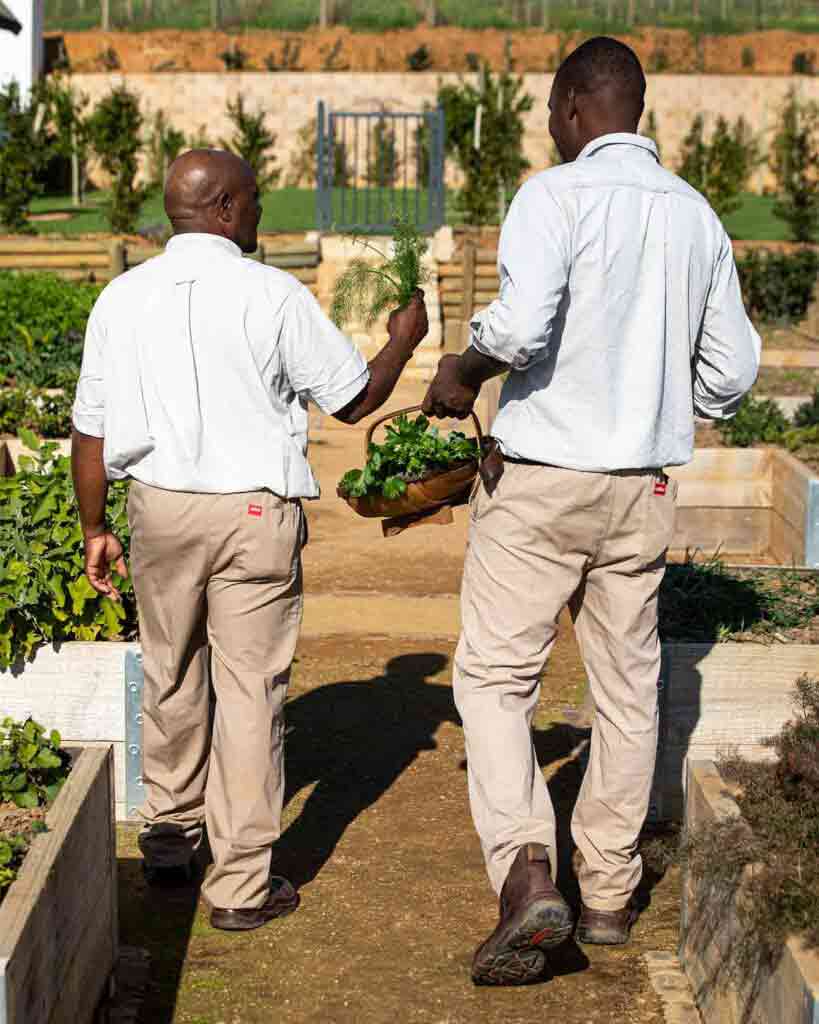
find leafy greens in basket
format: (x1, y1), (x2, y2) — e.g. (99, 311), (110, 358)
(339, 413), (479, 501)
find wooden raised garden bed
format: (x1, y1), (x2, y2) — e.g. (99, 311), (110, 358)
(681, 760), (819, 1024)
(651, 639), (819, 821)
(0, 746), (118, 1024)
(0, 644), (141, 821)
(668, 448), (819, 567)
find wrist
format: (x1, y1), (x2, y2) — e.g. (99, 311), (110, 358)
(83, 523), (107, 542)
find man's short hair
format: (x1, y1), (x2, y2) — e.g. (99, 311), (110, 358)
(555, 36), (646, 118)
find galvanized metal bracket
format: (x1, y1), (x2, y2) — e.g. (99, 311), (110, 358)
(124, 648), (145, 819)
(805, 477), (819, 569)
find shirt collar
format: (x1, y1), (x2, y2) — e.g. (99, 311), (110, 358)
(577, 132), (659, 163)
(165, 233), (243, 259)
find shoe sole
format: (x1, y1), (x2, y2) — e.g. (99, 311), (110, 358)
(210, 892), (300, 932)
(472, 898), (574, 986)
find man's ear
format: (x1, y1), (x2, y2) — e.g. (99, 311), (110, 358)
(566, 86), (579, 122)
(217, 191), (233, 223)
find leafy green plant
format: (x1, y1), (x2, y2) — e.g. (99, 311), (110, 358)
(716, 394), (789, 447)
(366, 117), (400, 187)
(338, 413), (479, 501)
(737, 248), (819, 323)
(0, 383), (75, 438)
(792, 51), (816, 75)
(219, 42), (250, 71)
(145, 110), (186, 192)
(659, 559), (819, 643)
(438, 64), (533, 225)
(794, 388), (819, 428)
(407, 44), (433, 71)
(87, 85), (148, 233)
(771, 89), (819, 244)
(0, 81), (52, 233)
(741, 45), (755, 69)
(677, 113), (759, 219)
(0, 272), (100, 388)
(0, 717), (70, 809)
(264, 39), (303, 71)
(0, 832), (33, 897)
(642, 109), (662, 159)
(330, 218), (428, 328)
(220, 95), (280, 190)
(0, 436), (137, 669)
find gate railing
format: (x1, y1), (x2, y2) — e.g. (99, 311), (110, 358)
(316, 101), (445, 234)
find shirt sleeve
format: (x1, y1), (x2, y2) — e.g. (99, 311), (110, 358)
(470, 177), (571, 371)
(279, 285), (370, 415)
(71, 299), (106, 438)
(693, 231), (762, 420)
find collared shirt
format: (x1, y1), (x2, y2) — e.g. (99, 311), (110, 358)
(72, 233), (369, 497)
(471, 133), (761, 471)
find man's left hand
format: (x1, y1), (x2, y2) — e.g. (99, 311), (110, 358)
(422, 354), (479, 420)
(84, 532), (128, 602)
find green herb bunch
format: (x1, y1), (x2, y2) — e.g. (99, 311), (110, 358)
(0, 435), (137, 669)
(0, 717), (70, 809)
(338, 413), (478, 501)
(330, 218), (429, 329)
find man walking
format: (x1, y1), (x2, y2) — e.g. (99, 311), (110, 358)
(71, 149), (428, 930)
(423, 37), (760, 984)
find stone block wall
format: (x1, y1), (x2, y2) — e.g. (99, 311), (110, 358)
(71, 72), (819, 191)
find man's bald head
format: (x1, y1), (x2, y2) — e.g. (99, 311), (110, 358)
(549, 37), (647, 163)
(165, 149), (261, 253)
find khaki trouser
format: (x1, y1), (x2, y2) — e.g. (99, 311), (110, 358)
(454, 462), (677, 911)
(127, 482), (304, 910)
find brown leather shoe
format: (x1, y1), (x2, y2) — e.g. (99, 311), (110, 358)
(471, 843), (574, 986)
(576, 901), (638, 945)
(210, 876), (300, 932)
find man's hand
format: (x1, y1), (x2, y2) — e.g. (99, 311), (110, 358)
(84, 531), (128, 601)
(387, 289), (428, 350)
(422, 354), (479, 420)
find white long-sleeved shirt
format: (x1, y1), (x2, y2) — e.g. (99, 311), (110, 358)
(72, 233), (369, 497)
(471, 133), (761, 471)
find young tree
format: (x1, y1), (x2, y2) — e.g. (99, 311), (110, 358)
(220, 95), (280, 190)
(771, 89), (819, 244)
(145, 110), (186, 192)
(677, 113), (759, 220)
(0, 81), (52, 234)
(35, 75), (90, 207)
(437, 64), (533, 225)
(87, 85), (148, 234)
(366, 117), (400, 188)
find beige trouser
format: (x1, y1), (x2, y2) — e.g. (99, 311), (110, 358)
(454, 462), (677, 911)
(127, 482), (304, 910)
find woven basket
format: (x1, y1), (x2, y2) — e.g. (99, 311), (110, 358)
(339, 404), (484, 519)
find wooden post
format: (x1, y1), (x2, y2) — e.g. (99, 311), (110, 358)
(319, 0), (330, 29)
(101, 0), (110, 30)
(627, 0), (636, 24)
(125, 0), (133, 21)
(542, 0), (550, 28)
(425, 0), (436, 23)
(71, 125), (80, 208)
(210, 0), (221, 29)
(460, 233), (477, 350)
(108, 240), (125, 278)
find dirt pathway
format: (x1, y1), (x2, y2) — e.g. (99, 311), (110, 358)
(117, 382), (682, 1023)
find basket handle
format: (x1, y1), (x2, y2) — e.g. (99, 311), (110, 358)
(365, 404), (484, 455)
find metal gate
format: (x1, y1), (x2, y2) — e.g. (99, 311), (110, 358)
(316, 102), (445, 234)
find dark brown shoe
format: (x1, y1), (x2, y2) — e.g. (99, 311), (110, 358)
(576, 901), (638, 945)
(210, 876), (300, 932)
(471, 843), (574, 986)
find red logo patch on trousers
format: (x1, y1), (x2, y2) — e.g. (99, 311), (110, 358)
(653, 480), (667, 496)
(248, 504), (263, 517)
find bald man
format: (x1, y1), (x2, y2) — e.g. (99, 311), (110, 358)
(71, 150), (428, 930)
(423, 38), (760, 984)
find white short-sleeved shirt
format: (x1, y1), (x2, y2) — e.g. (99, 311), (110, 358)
(72, 233), (369, 497)
(471, 133), (761, 471)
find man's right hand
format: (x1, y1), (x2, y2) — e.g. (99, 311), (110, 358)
(387, 290), (428, 350)
(84, 531), (128, 602)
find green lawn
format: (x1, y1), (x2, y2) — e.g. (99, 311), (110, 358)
(29, 188), (802, 241)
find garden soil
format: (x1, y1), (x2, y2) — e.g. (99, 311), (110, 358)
(116, 379), (681, 1023)
(53, 25), (819, 75)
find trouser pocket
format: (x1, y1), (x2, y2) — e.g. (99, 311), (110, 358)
(640, 473), (678, 567)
